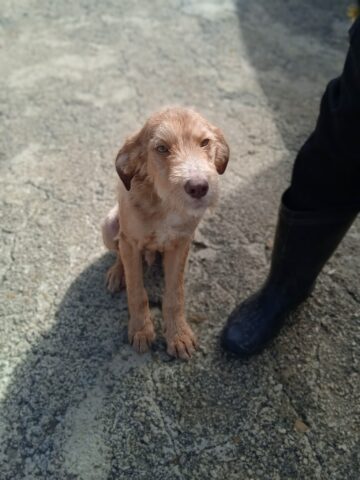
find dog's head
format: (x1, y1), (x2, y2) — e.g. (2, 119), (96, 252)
(115, 107), (229, 216)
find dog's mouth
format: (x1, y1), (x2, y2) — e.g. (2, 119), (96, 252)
(191, 197), (208, 208)
(186, 192), (215, 212)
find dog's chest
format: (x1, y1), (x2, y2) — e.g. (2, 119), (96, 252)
(157, 212), (183, 242)
(143, 212), (191, 250)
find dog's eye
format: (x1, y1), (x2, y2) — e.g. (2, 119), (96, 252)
(155, 145), (169, 154)
(201, 138), (210, 147)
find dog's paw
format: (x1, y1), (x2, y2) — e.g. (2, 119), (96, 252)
(106, 264), (125, 293)
(166, 325), (198, 360)
(129, 322), (155, 353)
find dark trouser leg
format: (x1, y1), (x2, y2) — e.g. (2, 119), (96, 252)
(221, 18), (360, 357)
(286, 17), (360, 211)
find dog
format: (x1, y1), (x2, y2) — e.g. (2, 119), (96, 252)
(101, 107), (229, 359)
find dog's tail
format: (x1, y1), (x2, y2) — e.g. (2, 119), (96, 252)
(101, 204), (120, 251)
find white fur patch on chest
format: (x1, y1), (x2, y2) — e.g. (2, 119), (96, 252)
(155, 212), (185, 245)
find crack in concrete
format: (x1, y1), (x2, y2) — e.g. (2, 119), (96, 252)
(148, 368), (184, 480)
(1, 234), (17, 283)
(271, 353), (324, 477)
(25, 180), (77, 206)
(282, 384), (323, 476)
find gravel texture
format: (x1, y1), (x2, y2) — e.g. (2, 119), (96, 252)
(1, 1), (359, 479)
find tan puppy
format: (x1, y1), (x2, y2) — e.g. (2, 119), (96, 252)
(102, 107), (229, 359)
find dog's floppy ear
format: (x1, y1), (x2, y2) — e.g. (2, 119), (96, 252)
(115, 130), (143, 191)
(213, 127), (230, 175)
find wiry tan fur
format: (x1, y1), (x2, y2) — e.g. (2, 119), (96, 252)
(101, 107), (229, 359)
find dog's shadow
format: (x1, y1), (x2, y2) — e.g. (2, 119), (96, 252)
(0, 252), (168, 475)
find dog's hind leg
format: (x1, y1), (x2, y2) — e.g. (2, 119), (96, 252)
(101, 204), (120, 251)
(102, 204), (126, 292)
(106, 252), (126, 293)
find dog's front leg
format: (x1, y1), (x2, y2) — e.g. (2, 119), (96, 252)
(163, 239), (197, 360)
(119, 236), (155, 352)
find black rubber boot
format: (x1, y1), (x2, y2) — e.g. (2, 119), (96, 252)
(221, 199), (357, 357)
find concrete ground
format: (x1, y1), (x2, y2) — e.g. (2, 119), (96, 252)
(1, 0), (359, 478)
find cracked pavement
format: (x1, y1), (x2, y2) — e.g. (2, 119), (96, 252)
(0, 0), (359, 479)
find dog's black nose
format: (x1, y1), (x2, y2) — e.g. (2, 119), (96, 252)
(184, 178), (209, 199)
